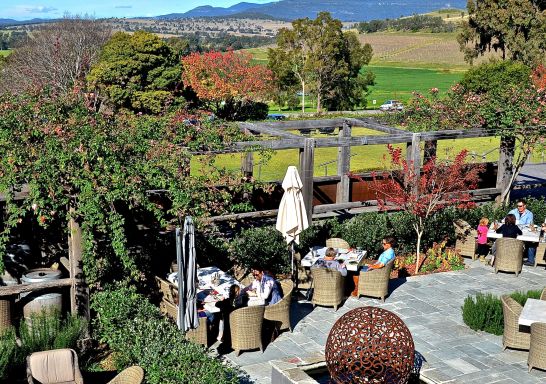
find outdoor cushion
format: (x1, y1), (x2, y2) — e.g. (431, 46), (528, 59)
(29, 349), (77, 383)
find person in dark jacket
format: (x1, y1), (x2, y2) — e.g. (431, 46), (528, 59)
(490, 214), (522, 265)
(215, 284), (248, 342)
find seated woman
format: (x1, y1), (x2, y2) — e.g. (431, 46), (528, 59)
(244, 267), (283, 306)
(215, 284), (248, 342)
(311, 247), (347, 276)
(361, 236), (396, 272)
(490, 214), (522, 265)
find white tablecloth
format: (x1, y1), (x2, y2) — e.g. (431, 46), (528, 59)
(301, 246), (367, 272)
(487, 224), (541, 243)
(519, 298), (546, 327)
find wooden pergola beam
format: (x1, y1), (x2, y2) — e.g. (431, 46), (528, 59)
(239, 122), (301, 138)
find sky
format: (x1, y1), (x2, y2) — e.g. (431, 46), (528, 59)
(2, 0), (274, 20)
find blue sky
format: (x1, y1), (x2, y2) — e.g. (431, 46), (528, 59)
(2, 0), (274, 20)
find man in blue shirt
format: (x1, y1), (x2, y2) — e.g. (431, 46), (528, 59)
(508, 199), (537, 266)
(362, 236), (396, 272)
(508, 199), (534, 225)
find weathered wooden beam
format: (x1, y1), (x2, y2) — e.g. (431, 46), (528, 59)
(345, 118), (410, 135)
(205, 209), (279, 222)
(68, 214), (89, 323)
(239, 119), (346, 131)
(313, 201), (375, 214)
(0, 278), (73, 297)
(0, 184), (30, 202)
(336, 122), (351, 204)
(239, 122), (301, 138)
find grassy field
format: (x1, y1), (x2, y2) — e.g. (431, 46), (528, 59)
(0, 50), (11, 57)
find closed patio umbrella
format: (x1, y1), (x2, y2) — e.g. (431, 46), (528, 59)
(276, 166), (309, 280)
(176, 216), (199, 332)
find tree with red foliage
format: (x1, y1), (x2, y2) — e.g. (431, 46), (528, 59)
(181, 50), (274, 119)
(354, 145), (484, 272)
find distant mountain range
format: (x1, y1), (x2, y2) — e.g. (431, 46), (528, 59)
(0, 18), (51, 26)
(158, 0), (468, 21)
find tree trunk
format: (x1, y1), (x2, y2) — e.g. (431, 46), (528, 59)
(301, 81), (306, 113)
(316, 90), (322, 113)
(496, 136), (516, 205)
(414, 218), (424, 273)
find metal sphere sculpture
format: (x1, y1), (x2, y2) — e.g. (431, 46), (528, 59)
(325, 306), (415, 384)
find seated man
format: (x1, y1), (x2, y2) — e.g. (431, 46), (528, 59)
(245, 267), (282, 306)
(508, 199), (537, 266)
(311, 247), (347, 276)
(362, 236), (396, 272)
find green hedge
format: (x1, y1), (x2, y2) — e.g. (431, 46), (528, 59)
(462, 290), (542, 335)
(91, 286), (238, 384)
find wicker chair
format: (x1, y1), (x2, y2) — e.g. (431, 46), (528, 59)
(528, 322), (546, 372)
(264, 279), (293, 333)
(495, 238), (524, 276)
(453, 220), (477, 260)
(159, 299), (208, 346)
(27, 348), (83, 384)
(0, 298), (11, 333)
(534, 242), (546, 267)
(107, 366), (144, 384)
(541, 287), (546, 301)
(357, 259), (394, 302)
(325, 238), (350, 250)
(155, 276), (178, 304)
(311, 268), (345, 311)
(501, 295), (530, 350)
(230, 305), (265, 356)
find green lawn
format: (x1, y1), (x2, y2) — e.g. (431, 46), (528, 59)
(0, 50), (11, 57)
(366, 65), (464, 106)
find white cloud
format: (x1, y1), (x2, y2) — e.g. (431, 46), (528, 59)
(16, 5), (58, 14)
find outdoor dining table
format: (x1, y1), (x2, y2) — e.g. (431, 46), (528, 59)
(487, 224), (542, 243)
(167, 266), (262, 313)
(301, 246), (368, 271)
(518, 298), (546, 327)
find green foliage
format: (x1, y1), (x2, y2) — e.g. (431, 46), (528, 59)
(0, 91), (253, 278)
(232, 226), (290, 274)
(460, 60), (531, 94)
(357, 15), (457, 33)
(342, 212), (390, 256)
(459, 0), (546, 65)
(462, 290), (542, 336)
(0, 327), (18, 381)
(462, 293), (504, 335)
(87, 31), (182, 114)
(91, 286), (238, 384)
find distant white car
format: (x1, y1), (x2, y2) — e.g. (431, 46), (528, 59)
(379, 100), (403, 111)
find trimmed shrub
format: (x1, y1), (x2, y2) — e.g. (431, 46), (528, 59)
(231, 226), (289, 274)
(462, 290), (542, 335)
(341, 212), (390, 256)
(91, 286), (238, 384)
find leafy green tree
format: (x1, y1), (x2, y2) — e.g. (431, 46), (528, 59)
(268, 12), (373, 112)
(87, 31), (182, 114)
(458, 0), (546, 65)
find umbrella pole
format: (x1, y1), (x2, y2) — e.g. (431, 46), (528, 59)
(291, 242), (298, 292)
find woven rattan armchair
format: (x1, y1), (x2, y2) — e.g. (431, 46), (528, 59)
(230, 305), (265, 356)
(325, 238), (350, 249)
(528, 322), (546, 372)
(501, 295), (530, 350)
(453, 220), (477, 260)
(107, 366), (144, 384)
(311, 268), (344, 311)
(541, 287), (546, 301)
(495, 238), (524, 276)
(27, 348), (83, 384)
(264, 279), (293, 333)
(535, 242), (546, 267)
(357, 259), (394, 302)
(0, 298), (10, 333)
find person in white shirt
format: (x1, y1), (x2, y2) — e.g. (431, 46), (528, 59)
(245, 267), (282, 305)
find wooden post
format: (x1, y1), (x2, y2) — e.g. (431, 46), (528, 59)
(241, 152), (254, 178)
(68, 211), (90, 323)
(406, 133), (421, 194)
(496, 136), (515, 203)
(336, 121), (351, 204)
(299, 138), (315, 225)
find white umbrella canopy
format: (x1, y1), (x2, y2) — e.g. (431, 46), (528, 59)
(276, 166), (309, 278)
(176, 216), (199, 332)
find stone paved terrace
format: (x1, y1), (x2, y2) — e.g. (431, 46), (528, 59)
(223, 260), (546, 384)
